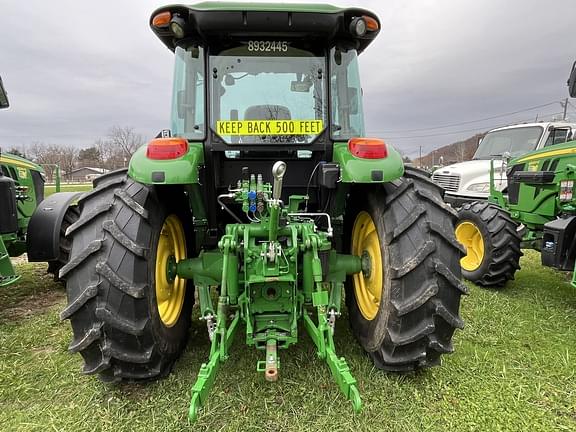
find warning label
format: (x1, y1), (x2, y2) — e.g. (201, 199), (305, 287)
(216, 120), (324, 136)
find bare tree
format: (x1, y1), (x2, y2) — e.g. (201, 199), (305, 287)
(59, 145), (78, 181)
(95, 126), (144, 170)
(95, 138), (114, 169)
(29, 142), (78, 182)
(107, 125), (143, 159)
(30, 142), (62, 182)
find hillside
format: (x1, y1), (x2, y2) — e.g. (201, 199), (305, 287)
(414, 133), (485, 168)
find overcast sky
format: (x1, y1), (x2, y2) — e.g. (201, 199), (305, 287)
(1, 0), (575, 157)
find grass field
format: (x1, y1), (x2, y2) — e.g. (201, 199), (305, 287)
(1, 251), (575, 431)
(44, 183), (93, 197)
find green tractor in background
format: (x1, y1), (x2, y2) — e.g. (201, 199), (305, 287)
(456, 61), (576, 287)
(55, 2), (467, 420)
(0, 75), (78, 287)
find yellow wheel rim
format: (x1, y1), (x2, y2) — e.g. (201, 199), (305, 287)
(351, 211), (383, 321)
(155, 214), (186, 327)
(455, 221), (485, 272)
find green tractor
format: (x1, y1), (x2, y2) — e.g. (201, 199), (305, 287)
(456, 61), (576, 287)
(0, 76), (78, 287)
(56, 2), (466, 420)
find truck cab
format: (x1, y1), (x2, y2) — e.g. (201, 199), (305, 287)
(432, 121), (576, 207)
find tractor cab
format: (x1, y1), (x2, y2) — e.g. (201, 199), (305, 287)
(151, 3), (379, 150)
(147, 3), (382, 224)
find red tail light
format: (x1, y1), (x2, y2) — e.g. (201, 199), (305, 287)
(348, 138), (388, 159)
(146, 138), (188, 160)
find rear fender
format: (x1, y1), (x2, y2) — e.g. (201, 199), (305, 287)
(332, 142), (404, 183)
(128, 142), (204, 184)
(27, 192), (81, 262)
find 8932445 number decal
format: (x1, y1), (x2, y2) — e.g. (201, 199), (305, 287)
(247, 41), (289, 52)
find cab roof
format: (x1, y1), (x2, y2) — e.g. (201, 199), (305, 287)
(489, 121), (576, 133)
(150, 2), (380, 54)
(0, 152), (44, 173)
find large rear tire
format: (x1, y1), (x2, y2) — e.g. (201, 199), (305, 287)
(346, 167), (468, 371)
(59, 170), (194, 381)
(456, 201), (522, 287)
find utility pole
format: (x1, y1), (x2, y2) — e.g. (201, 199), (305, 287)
(562, 97), (569, 120)
(419, 146), (422, 168)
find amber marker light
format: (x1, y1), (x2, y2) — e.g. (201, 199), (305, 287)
(363, 16), (379, 32)
(348, 138), (388, 159)
(146, 138), (188, 160)
(152, 11), (172, 28)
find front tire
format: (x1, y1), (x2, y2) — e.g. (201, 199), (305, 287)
(346, 167), (468, 371)
(59, 170), (193, 381)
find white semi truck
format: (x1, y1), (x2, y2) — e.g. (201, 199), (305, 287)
(432, 121), (576, 207)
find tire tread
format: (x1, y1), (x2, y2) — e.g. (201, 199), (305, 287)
(457, 201), (522, 287)
(348, 169), (466, 370)
(61, 172), (192, 381)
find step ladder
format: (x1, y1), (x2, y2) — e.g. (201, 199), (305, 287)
(0, 237), (20, 287)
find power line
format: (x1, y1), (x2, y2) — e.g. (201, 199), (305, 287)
(397, 110), (576, 158)
(372, 126), (489, 140)
(370, 100), (561, 134)
(0, 133), (103, 139)
(369, 110), (572, 141)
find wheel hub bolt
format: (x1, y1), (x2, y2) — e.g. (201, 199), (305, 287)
(166, 255), (177, 283)
(360, 250), (372, 278)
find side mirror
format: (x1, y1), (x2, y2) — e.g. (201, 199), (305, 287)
(0, 76), (9, 109)
(568, 61), (576, 98)
(347, 87), (359, 115)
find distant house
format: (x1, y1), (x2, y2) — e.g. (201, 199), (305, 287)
(68, 167), (109, 182)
